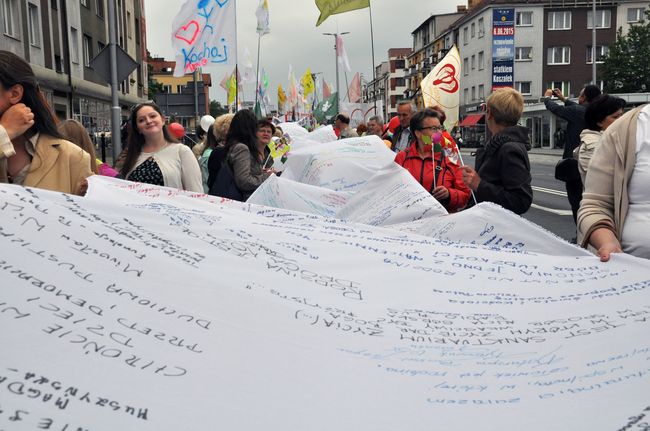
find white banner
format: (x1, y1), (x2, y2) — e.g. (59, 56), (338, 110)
(171, 0), (236, 76)
(339, 101), (385, 128)
(1, 178), (649, 430)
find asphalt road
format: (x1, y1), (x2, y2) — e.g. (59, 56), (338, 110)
(462, 150), (577, 242)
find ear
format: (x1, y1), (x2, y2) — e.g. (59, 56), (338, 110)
(7, 84), (24, 104)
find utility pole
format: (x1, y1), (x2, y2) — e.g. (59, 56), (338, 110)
(322, 32), (349, 114)
(591, 0), (597, 84)
(107, 0), (121, 160)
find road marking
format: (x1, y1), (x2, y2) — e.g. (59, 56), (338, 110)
(531, 203), (573, 216)
(533, 186), (567, 197)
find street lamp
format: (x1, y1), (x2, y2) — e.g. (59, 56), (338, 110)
(322, 31), (350, 114)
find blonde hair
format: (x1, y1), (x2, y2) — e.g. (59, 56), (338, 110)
(212, 113), (234, 144)
(58, 119), (98, 174)
(486, 87), (524, 126)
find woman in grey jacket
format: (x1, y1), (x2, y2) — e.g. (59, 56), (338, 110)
(225, 110), (274, 200)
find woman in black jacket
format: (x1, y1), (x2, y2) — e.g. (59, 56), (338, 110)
(460, 87), (532, 215)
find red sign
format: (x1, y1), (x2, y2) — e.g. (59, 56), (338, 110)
(493, 27), (514, 36)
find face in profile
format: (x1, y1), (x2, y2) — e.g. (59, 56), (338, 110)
(599, 109), (624, 131)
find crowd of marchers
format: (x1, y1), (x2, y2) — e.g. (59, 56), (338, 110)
(0, 50), (647, 261)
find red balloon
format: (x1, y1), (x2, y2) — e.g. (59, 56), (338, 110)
(388, 115), (400, 133)
(168, 122), (185, 139)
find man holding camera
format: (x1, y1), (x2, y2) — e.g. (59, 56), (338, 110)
(543, 85), (601, 225)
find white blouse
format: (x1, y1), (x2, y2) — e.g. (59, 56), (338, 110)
(621, 104), (650, 258)
(128, 143), (203, 193)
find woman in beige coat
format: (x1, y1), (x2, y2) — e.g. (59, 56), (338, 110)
(577, 104), (650, 261)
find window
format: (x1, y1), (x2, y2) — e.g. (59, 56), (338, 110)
(515, 46), (532, 61)
(127, 11), (132, 39)
(463, 27), (468, 45)
(478, 17), (485, 37)
(547, 46), (571, 64)
(176, 84), (184, 93)
(516, 11), (533, 26)
(587, 9), (611, 29)
(548, 81), (570, 96)
(1, 0), (19, 38)
(395, 77), (405, 87)
(70, 27), (79, 63)
(95, 0), (104, 18)
(82, 34), (92, 67)
(51, 0), (57, 9)
(471, 22), (475, 38)
(515, 81), (532, 95)
(463, 57), (468, 75)
(548, 11), (571, 30)
(394, 59), (405, 69)
(627, 7), (645, 23)
(163, 84), (172, 94)
(464, 88), (469, 104)
(28, 3), (40, 47)
(471, 86), (476, 101)
(478, 51), (485, 70)
(135, 18), (140, 44)
(478, 84), (485, 100)
(80, 0), (88, 6)
(587, 45), (609, 63)
(471, 54), (476, 70)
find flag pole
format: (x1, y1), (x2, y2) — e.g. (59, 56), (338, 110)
(255, 33), (261, 108)
(344, 71), (350, 102)
(368, 0), (377, 111)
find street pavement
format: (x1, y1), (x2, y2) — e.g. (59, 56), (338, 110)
(461, 148), (577, 242)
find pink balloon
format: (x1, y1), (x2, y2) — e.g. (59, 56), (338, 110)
(168, 122), (185, 139)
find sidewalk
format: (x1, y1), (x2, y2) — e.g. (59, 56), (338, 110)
(460, 147), (563, 156)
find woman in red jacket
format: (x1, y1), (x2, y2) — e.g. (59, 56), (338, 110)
(394, 108), (470, 212)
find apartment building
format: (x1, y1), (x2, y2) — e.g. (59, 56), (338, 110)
(0, 0), (147, 132)
(149, 56), (212, 131)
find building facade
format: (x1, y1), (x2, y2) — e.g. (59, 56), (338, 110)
(149, 56), (211, 132)
(0, 0), (148, 133)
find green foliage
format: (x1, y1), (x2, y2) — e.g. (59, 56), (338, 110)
(210, 100), (228, 117)
(147, 63), (164, 98)
(601, 9), (650, 93)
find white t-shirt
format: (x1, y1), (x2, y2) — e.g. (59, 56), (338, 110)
(128, 143), (203, 193)
(621, 104), (650, 258)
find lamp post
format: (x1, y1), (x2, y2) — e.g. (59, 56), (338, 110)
(592, 0), (597, 84)
(322, 32), (350, 114)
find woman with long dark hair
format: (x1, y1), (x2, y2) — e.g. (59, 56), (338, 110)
(221, 109), (274, 200)
(0, 50), (91, 194)
(120, 101), (202, 192)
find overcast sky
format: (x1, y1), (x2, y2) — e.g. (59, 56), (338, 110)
(144, 0), (458, 105)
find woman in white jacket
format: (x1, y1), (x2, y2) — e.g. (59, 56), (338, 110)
(575, 95), (626, 184)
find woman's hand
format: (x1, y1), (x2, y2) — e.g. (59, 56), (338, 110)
(0, 103), (34, 139)
(432, 186), (450, 201)
(589, 228), (623, 262)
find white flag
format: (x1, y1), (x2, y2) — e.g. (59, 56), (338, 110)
(420, 45), (461, 128)
(243, 47), (255, 82)
(171, 0), (237, 77)
(255, 0), (270, 35)
(336, 34), (351, 73)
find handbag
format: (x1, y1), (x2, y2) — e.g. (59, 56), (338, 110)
(554, 157), (580, 182)
(209, 159), (244, 201)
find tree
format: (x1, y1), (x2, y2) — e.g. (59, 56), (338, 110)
(210, 100), (228, 117)
(601, 9), (650, 93)
(147, 63), (164, 98)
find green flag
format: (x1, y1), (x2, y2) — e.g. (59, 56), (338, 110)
(315, 0), (370, 26)
(254, 101), (263, 119)
(314, 92), (338, 123)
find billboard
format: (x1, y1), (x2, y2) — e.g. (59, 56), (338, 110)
(492, 8), (515, 90)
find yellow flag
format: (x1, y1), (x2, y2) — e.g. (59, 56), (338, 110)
(301, 69), (315, 96)
(315, 0), (370, 26)
(227, 73), (237, 105)
(267, 137), (291, 159)
(278, 85), (287, 107)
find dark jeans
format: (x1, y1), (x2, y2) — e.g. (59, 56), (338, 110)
(566, 178), (583, 223)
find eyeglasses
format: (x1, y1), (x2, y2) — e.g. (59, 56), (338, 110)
(419, 126), (444, 132)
